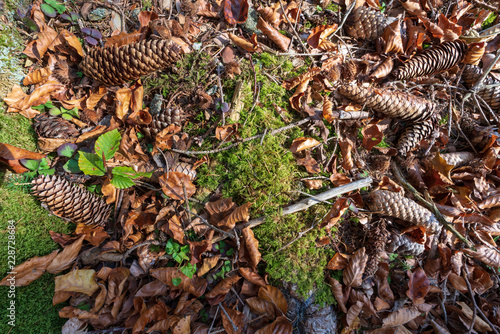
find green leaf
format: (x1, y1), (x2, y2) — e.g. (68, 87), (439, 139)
(44, 101), (55, 108)
(173, 253), (184, 263)
(39, 168), (55, 175)
(63, 158), (81, 173)
(181, 263), (197, 278)
(49, 107), (62, 116)
(110, 174), (136, 189)
(166, 239), (175, 254)
(41, 3), (57, 17)
(67, 107), (79, 118)
(136, 132), (145, 140)
(95, 129), (121, 161)
(20, 159), (40, 171)
(57, 143), (77, 158)
(39, 158), (51, 169)
(61, 113), (73, 121)
(45, 0), (66, 13)
(32, 104), (46, 111)
(172, 277), (182, 286)
(226, 248), (234, 256)
(112, 166), (152, 179)
(78, 152), (105, 176)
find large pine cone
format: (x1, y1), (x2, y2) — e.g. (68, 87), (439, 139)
(338, 84), (436, 122)
(394, 40), (467, 80)
(142, 108), (185, 137)
(81, 39), (182, 86)
(32, 175), (111, 226)
(34, 114), (80, 139)
(366, 190), (441, 234)
(462, 65), (500, 111)
(397, 114), (438, 156)
(345, 6), (386, 41)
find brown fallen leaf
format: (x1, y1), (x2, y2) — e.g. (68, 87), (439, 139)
(0, 142), (46, 173)
(23, 67), (52, 85)
(307, 24), (338, 49)
(159, 171), (196, 201)
(463, 245), (500, 268)
(239, 267), (267, 287)
(258, 285), (287, 315)
(304, 179), (323, 189)
(382, 305), (421, 327)
(245, 297), (276, 319)
(228, 33), (260, 52)
(223, 0), (249, 25)
(326, 252), (350, 270)
(150, 267), (207, 297)
(327, 276), (347, 313)
(46, 235), (85, 274)
(115, 87), (132, 120)
(198, 255), (220, 276)
(0, 250), (58, 286)
(75, 224), (109, 247)
(255, 315), (293, 334)
(344, 247), (368, 287)
(55, 269), (99, 295)
(4, 82), (65, 118)
(206, 275), (241, 305)
(221, 304), (244, 334)
(216, 202), (252, 230)
(361, 123), (383, 151)
(290, 137), (321, 153)
(216, 123), (240, 142)
(242, 227), (261, 268)
(321, 197), (350, 229)
(346, 301), (364, 327)
(257, 17), (291, 51)
(382, 19), (404, 54)
(406, 267), (430, 304)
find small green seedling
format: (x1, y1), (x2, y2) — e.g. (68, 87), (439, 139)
(20, 157), (55, 176)
(77, 129), (152, 188)
(33, 101), (79, 121)
(165, 239), (197, 279)
(41, 0), (66, 18)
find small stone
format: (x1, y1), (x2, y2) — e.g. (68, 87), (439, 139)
(88, 8), (110, 22)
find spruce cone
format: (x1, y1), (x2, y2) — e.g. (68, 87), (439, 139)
(394, 40), (467, 79)
(81, 39), (182, 86)
(32, 175), (111, 226)
(345, 6), (386, 41)
(387, 232), (425, 256)
(364, 220), (389, 278)
(462, 65), (500, 111)
(366, 190), (442, 234)
(460, 116), (496, 151)
(142, 108), (185, 137)
(397, 115), (437, 156)
(441, 151), (475, 167)
(34, 114), (80, 139)
(338, 84), (436, 122)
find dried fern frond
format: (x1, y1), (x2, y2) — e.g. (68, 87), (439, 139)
(394, 40), (467, 79)
(338, 84), (436, 122)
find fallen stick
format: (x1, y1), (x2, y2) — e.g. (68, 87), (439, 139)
(210, 177), (373, 243)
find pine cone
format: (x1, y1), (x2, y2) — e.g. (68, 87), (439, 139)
(397, 115), (437, 156)
(345, 6), (386, 41)
(366, 190), (442, 234)
(31, 175), (111, 226)
(364, 219), (389, 278)
(462, 65), (500, 111)
(440, 151), (475, 167)
(460, 116), (496, 151)
(34, 114), (80, 139)
(338, 84), (436, 123)
(142, 108), (185, 137)
(394, 40), (467, 79)
(81, 39), (182, 86)
(387, 232), (424, 256)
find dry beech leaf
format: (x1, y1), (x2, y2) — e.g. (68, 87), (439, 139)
(323, 97), (335, 123)
(0, 250), (58, 286)
(307, 24), (338, 49)
(0, 142), (46, 173)
(382, 306), (421, 327)
(289, 79), (310, 111)
(223, 0), (249, 25)
(205, 275), (241, 305)
(242, 227), (261, 268)
(52, 290), (72, 306)
(133, 301), (170, 333)
(362, 123), (383, 151)
(346, 301), (364, 327)
(159, 171), (196, 201)
(463, 245), (500, 268)
(255, 316), (293, 334)
(172, 315), (191, 334)
(431, 152), (455, 181)
(375, 262), (395, 302)
(115, 87), (132, 120)
(105, 30), (145, 47)
(46, 235), (85, 274)
(304, 179), (323, 189)
(257, 17), (290, 51)
(282, 68), (321, 90)
(23, 67), (52, 85)
(55, 269), (99, 296)
(135, 280), (169, 297)
(239, 267), (267, 287)
(374, 297), (391, 311)
(198, 255), (220, 276)
(370, 57), (394, 79)
(406, 267), (430, 304)
(221, 304), (244, 334)
(4, 82), (65, 118)
(258, 285), (287, 315)
(321, 197), (350, 229)
(327, 276), (347, 313)
(246, 297), (276, 319)
(339, 136), (354, 171)
(228, 33), (259, 52)
(216, 123), (240, 141)
(344, 247), (368, 287)
(457, 301), (492, 332)
(150, 267), (207, 297)
(86, 86), (108, 110)
(290, 137), (321, 153)
(400, 0), (426, 17)
(218, 202), (252, 230)
(382, 19), (404, 54)
(326, 252), (350, 270)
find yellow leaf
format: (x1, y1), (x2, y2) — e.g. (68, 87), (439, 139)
(55, 269), (99, 296)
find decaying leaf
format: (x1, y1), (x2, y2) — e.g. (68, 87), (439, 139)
(150, 267), (207, 297)
(221, 304), (244, 334)
(0, 250), (58, 286)
(344, 247), (368, 287)
(406, 267), (430, 304)
(159, 171), (196, 200)
(257, 17), (291, 51)
(205, 275), (241, 305)
(382, 305), (421, 327)
(242, 227), (261, 268)
(463, 245), (500, 268)
(55, 269), (99, 295)
(290, 137), (321, 153)
(255, 316), (293, 334)
(258, 285), (287, 315)
(46, 235), (85, 274)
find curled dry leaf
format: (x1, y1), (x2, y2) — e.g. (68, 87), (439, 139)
(216, 123), (240, 141)
(150, 267), (207, 297)
(198, 255), (220, 276)
(339, 135), (354, 171)
(218, 202), (252, 230)
(479, 193), (500, 209)
(379, 176), (402, 192)
(223, 0), (249, 25)
(255, 316), (293, 334)
(86, 86), (108, 110)
(304, 179), (323, 189)
(0, 250), (58, 286)
(282, 67), (321, 90)
(307, 24), (338, 49)
(239, 267), (267, 287)
(289, 79), (310, 111)
(457, 301), (492, 333)
(382, 305), (421, 327)
(159, 171), (196, 201)
(344, 247), (368, 287)
(221, 304), (244, 334)
(370, 56), (394, 79)
(361, 123), (383, 151)
(257, 17), (291, 51)
(23, 67), (52, 85)
(258, 285), (287, 315)
(55, 269), (99, 296)
(228, 33), (259, 52)
(0, 142), (46, 173)
(381, 19), (403, 54)
(346, 301), (364, 327)
(327, 276), (347, 313)
(290, 137), (321, 153)
(463, 245), (500, 268)
(406, 267), (430, 304)
(46, 235), (85, 274)
(326, 252), (350, 270)
(4, 83), (65, 118)
(115, 87), (132, 120)
(246, 297), (276, 319)
(205, 275), (241, 305)
(242, 227), (261, 268)
(323, 97), (335, 123)
(321, 197), (350, 229)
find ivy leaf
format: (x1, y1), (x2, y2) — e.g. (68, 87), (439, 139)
(57, 143), (78, 158)
(166, 239), (176, 254)
(95, 129), (121, 161)
(112, 166), (152, 179)
(110, 174), (135, 189)
(20, 159), (40, 171)
(181, 263), (197, 278)
(78, 152), (105, 176)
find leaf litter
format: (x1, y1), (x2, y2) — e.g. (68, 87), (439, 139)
(1, 0), (500, 332)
